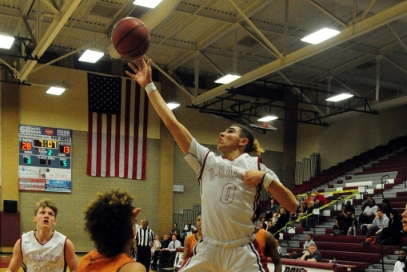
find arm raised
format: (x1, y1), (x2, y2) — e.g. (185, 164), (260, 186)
(126, 59), (192, 155)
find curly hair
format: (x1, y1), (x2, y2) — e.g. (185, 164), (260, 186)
(35, 198), (58, 217)
(84, 189), (135, 257)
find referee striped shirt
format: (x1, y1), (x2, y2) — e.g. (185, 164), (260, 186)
(136, 227), (154, 247)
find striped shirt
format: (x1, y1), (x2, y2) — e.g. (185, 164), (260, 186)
(136, 227), (154, 247)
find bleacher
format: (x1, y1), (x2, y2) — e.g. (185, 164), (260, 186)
(273, 135), (407, 272)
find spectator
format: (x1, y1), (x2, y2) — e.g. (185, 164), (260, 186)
(78, 190), (145, 272)
(266, 221), (273, 233)
(151, 234), (161, 256)
(290, 234), (315, 259)
(313, 191), (327, 208)
(265, 198), (280, 221)
(305, 193), (313, 203)
(378, 211), (402, 244)
(359, 199), (378, 224)
(7, 198), (78, 272)
(347, 213), (358, 236)
(258, 222), (267, 230)
(170, 223), (180, 240)
(271, 207), (290, 239)
(300, 201), (316, 231)
(300, 244), (322, 262)
(393, 248), (406, 272)
(182, 221), (197, 238)
(365, 208), (389, 238)
(272, 211), (280, 226)
(345, 200), (355, 215)
(381, 199), (393, 217)
(333, 206), (351, 235)
(180, 215), (202, 269)
(362, 195), (373, 211)
(151, 235), (170, 269)
(158, 235), (181, 270)
(275, 239), (283, 257)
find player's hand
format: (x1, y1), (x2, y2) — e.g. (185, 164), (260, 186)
(126, 58), (152, 88)
(244, 170), (264, 187)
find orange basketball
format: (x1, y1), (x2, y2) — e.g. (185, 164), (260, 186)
(111, 17), (150, 59)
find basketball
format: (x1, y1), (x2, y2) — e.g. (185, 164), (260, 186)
(111, 17), (150, 59)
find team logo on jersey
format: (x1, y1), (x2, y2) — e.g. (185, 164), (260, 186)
(208, 165), (244, 181)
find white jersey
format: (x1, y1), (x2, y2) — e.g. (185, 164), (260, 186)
(21, 230), (67, 272)
(185, 139), (280, 247)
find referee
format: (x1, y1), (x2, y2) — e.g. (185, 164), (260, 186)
(135, 219), (154, 272)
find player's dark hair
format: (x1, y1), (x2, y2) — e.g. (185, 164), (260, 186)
(84, 189), (135, 257)
(235, 125), (264, 155)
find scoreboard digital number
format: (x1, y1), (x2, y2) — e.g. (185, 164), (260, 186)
(19, 125), (72, 193)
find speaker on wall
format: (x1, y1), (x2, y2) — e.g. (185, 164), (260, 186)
(4, 200), (18, 213)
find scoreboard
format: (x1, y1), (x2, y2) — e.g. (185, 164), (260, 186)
(19, 125), (72, 192)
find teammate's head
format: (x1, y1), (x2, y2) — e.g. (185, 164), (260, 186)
(217, 125), (264, 156)
(84, 189), (136, 257)
(34, 198), (58, 218)
(33, 199), (58, 229)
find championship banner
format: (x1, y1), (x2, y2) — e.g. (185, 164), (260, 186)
(18, 125), (72, 193)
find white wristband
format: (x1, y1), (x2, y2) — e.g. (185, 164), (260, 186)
(145, 82), (157, 93)
(262, 173), (274, 189)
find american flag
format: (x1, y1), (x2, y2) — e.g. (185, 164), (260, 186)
(87, 73), (148, 180)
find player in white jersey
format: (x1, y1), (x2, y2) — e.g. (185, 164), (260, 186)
(6, 198), (78, 272)
(126, 58), (298, 271)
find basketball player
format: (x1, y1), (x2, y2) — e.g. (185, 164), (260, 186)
(6, 198), (78, 272)
(78, 190), (145, 272)
(254, 228), (282, 272)
(180, 215), (202, 268)
(126, 58), (297, 271)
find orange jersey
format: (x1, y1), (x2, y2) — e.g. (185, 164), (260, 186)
(180, 234), (198, 267)
(255, 229), (266, 254)
(78, 250), (134, 272)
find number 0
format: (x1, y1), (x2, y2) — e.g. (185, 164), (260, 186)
(220, 183), (236, 204)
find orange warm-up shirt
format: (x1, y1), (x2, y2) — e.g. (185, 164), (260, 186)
(78, 250), (134, 272)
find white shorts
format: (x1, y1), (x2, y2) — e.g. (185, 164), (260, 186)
(179, 239), (268, 272)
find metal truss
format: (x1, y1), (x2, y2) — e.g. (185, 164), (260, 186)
(188, 80), (378, 133)
(0, 64), (30, 85)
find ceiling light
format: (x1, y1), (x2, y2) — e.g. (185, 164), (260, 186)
(301, 28), (340, 44)
(215, 74), (241, 84)
(167, 102), (180, 110)
(0, 34), (15, 49)
(46, 86), (66, 95)
(133, 0), (162, 8)
(326, 93), (354, 102)
(79, 49), (104, 63)
(257, 115), (278, 122)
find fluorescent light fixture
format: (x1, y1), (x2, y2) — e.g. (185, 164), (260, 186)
(0, 34), (15, 49)
(46, 86), (66, 95)
(133, 0), (162, 8)
(257, 115), (278, 122)
(167, 102), (180, 110)
(301, 28), (340, 44)
(215, 74), (241, 84)
(79, 49), (104, 63)
(326, 93), (354, 102)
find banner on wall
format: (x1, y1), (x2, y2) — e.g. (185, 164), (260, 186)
(18, 125), (72, 193)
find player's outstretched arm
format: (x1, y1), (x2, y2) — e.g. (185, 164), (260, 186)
(65, 239), (79, 272)
(265, 232), (282, 272)
(126, 58), (192, 155)
(6, 239), (22, 272)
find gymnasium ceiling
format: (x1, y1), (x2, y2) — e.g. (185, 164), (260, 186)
(1, 0), (407, 129)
